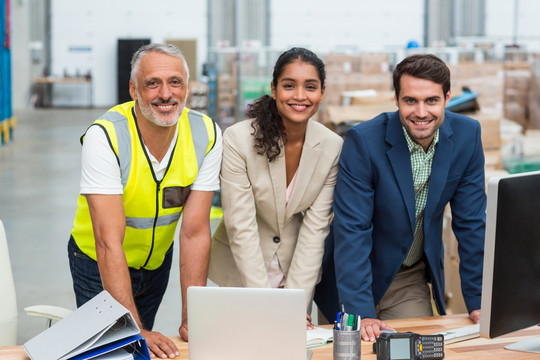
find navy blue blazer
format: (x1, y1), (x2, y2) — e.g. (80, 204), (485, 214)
(315, 110), (486, 321)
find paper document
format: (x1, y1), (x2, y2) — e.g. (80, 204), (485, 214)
(307, 327), (334, 348)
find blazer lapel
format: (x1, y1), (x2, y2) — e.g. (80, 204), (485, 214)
(386, 111), (416, 232)
(268, 141), (287, 232)
(284, 120), (321, 222)
(425, 114), (453, 218)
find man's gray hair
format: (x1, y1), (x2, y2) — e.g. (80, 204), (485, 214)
(130, 43), (190, 84)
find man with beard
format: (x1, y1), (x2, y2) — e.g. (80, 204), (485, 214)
(316, 54), (485, 342)
(67, 43), (222, 358)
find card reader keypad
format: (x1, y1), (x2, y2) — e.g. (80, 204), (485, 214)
(415, 335), (444, 359)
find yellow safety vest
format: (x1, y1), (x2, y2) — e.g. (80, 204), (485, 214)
(71, 101), (216, 270)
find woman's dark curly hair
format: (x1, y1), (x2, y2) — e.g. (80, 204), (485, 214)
(247, 47), (326, 162)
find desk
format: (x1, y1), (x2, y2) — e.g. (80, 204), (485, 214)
(32, 77), (93, 108)
(2, 314), (540, 359)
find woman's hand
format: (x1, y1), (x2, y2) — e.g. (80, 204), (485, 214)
(179, 319), (189, 342)
(306, 313), (316, 329)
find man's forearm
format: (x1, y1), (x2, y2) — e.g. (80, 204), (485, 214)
(88, 193), (145, 330)
(179, 231), (211, 321)
(178, 190), (215, 325)
(97, 244), (144, 330)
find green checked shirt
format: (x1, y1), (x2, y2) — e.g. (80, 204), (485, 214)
(402, 127), (439, 267)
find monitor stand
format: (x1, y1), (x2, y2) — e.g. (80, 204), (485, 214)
(505, 337), (540, 354)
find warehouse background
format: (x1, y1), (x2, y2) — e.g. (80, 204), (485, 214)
(2, 0), (540, 346)
(9, 0), (540, 109)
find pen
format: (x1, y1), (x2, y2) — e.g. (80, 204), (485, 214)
(356, 315), (361, 331)
(336, 312), (342, 330)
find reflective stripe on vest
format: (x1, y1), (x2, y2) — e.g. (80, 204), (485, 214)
(125, 212), (180, 229)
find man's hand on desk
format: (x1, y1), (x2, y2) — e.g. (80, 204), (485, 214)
(360, 318), (394, 342)
(140, 329), (179, 359)
(469, 309), (481, 324)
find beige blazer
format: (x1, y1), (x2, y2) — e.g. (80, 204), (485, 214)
(208, 118), (343, 308)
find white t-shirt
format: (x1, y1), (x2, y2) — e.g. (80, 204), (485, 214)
(80, 122), (222, 195)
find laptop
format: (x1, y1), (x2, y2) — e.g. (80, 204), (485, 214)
(188, 286), (307, 360)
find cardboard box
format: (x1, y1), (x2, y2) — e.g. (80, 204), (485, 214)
(442, 204), (467, 314)
(529, 99), (540, 130)
(342, 90), (395, 106)
(484, 148), (504, 170)
(504, 102), (528, 127)
(527, 57), (540, 129)
(505, 88), (530, 105)
(326, 73), (352, 86)
(354, 53), (390, 74)
(325, 85), (348, 106)
(452, 76), (504, 111)
(443, 168), (509, 314)
(522, 129), (540, 156)
(450, 62), (505, 111)
(449, 62), (504, 79)
(325, 54), (354, 73)
(345, 73), (393, 92)
(464, 110), (502, 149)
(166, 39), (197, 82)
(325, 103), (397, 125)
(505, 70), (532, 91)
(324, 88), (347, 106)
(504, 61), (531, 71)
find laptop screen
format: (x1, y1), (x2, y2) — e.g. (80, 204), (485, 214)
(188, 286), (307, 360)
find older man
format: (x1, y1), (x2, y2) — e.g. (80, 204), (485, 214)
(68, 43), (222, 358)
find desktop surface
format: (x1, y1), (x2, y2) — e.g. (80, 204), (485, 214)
(3, 314), (540, 360)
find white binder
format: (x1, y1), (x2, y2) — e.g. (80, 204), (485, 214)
(23, 290), (150, 360)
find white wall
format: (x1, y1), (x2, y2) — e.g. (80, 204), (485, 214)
(270, 0), (425, 54)
(51, 0), (208, 107)
(485, 0), (540, 51)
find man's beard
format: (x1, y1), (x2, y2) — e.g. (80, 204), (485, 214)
(138, 95), (184, 127)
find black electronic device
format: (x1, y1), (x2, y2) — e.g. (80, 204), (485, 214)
(373, 331), (444, 360)
(480, 170), (540, 353)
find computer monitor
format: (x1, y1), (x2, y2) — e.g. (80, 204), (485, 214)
(480, 170), (540, 353)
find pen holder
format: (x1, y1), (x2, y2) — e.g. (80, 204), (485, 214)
(333, 329), (361, 360)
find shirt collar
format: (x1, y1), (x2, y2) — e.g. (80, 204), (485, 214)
(402, 127), (439, 153)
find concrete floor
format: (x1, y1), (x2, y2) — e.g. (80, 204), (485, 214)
(0, 108), (192, 344)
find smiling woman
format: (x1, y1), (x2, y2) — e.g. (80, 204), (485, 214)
(208, 47), (343, 329)
(271, 60), (324, 128)
(247, 48), (327, 163)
